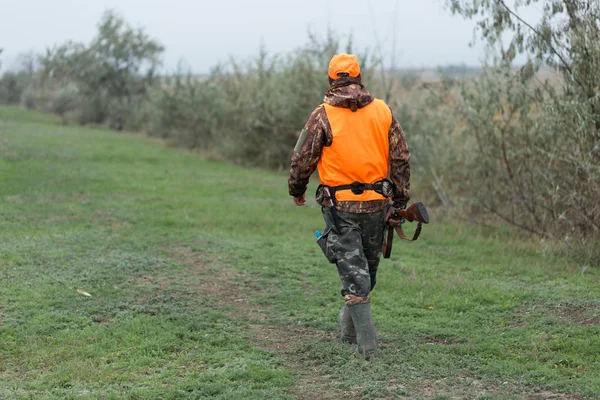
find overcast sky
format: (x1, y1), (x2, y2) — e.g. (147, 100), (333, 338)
(0, 0), (542, 73)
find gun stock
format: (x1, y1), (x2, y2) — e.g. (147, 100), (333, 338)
(396, 202), (429, 224)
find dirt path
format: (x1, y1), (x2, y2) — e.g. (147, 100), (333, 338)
(172, 246), (358, 400)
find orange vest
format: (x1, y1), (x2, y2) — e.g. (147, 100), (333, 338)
(318, 100), (392, 202)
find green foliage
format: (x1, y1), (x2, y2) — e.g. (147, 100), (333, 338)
(393, 78), (464, 206)
(0, 71), (31, 105)
(146, 68), (227, 150)
(40, 10), (164, 130)
(212, 41), (330, 170)
(0, 13), (374, 172)
(148, 31), (370, 170)
(442, 0), (600, 257)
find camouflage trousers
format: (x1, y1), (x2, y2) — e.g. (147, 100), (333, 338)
(317, 207), (387, 298)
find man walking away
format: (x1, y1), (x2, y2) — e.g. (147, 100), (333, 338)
(288, 53), (411, 359)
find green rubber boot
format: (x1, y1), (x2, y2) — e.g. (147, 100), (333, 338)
(348, 303), (377, 360)
(338, 305), (357, 344)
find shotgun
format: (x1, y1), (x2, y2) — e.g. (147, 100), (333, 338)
(383, 202), (429, 258)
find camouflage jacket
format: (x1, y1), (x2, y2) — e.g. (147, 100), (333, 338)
(288, 77), (411, 213)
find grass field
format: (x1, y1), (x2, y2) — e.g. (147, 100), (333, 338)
(1, 106), (599, 399)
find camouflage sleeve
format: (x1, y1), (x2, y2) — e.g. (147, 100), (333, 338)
(288, 106), (332, 198)
(388, 109), (411, 207)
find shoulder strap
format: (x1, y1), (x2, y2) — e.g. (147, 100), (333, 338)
(382, 223), (423, 259)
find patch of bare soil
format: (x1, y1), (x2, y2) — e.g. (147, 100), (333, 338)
(415, 378), (585, 400)
(47, 215), (72, 222)
(420, 336), (460, 345)
(134, 266), (174, 306)
(552, 305), (600, 326)
(513, 304), (600, 328)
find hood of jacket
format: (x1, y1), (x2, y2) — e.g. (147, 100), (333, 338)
(323, 76), (374, 112)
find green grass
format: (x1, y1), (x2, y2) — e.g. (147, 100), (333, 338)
(0, 105), (61, 125)
(1, 106), (599, 399)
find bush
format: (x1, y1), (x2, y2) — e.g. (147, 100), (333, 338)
(438, 0), (600, 262)
(0, 72), (30, 105)
(146, 71), (226, 149)
(40, 10), (163, 129)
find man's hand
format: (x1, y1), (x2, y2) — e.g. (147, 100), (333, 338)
(385, 206), (405, 227)
(293, 194), (306, 206)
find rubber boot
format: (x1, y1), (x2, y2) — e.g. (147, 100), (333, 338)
(338, 305), (357, 344)
(348, 303), (377, 360)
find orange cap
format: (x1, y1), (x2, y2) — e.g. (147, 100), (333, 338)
(328, 53), (361, 80)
